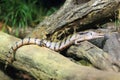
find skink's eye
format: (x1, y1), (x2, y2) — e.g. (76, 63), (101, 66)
(90, 32), (93, 35)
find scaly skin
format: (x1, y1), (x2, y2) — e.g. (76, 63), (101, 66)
(5, 31), (104, 68)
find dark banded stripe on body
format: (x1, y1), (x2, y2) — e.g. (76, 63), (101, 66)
(5, 31), (104, 69)
(6, 33), (78, 65)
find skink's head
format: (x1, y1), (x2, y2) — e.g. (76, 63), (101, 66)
(79, 31), (104, 38)
(75, 31), (104, 44)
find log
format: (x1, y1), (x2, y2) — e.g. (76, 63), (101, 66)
(1, 32), (120, 80)
(28, 0), (120, 40)
(67, 41), (119, 71)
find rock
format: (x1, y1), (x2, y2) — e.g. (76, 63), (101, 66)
(103, 32), (120, 62)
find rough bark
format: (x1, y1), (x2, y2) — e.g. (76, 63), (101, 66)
(67, 41), (119, 71)
(1, 32), (120, 80)
(28, 0), (120, 40)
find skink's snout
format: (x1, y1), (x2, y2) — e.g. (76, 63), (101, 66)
(95, 32), (104, 38)
(75, 31), (105, 45)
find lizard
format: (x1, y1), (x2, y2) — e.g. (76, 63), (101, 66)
(5, 31), (104, 68)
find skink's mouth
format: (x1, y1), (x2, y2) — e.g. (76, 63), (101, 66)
(96, 33), (104, 37)
(99, 33), (104, 35)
